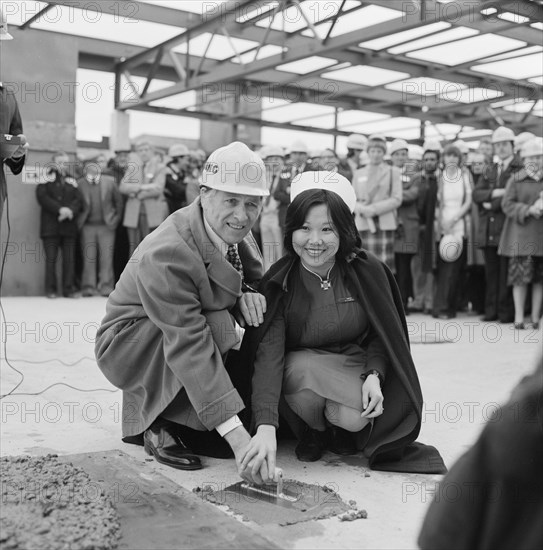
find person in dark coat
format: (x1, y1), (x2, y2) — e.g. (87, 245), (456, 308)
(0, 10), (28, 222)
(239, 171), (446, 481)
(273, 140), (309, 232)
(473, 126), (523, 322)
(164, 143), (191, 214)
(94, 142), (272, 482)
(391, 139), (420, 310)
(36, 151), (84, 298)
(418, 354), (543, 550)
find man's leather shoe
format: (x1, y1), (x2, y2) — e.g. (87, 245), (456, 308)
(328, 426), (356, 455)
(295, 425), (326, 462)
(143, 423), (203, 470)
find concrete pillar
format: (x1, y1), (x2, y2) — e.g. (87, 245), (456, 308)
(198, 83), (261, 152)
(110, 111), (131, 152)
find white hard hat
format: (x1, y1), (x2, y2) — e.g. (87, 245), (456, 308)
(261, 145), (285, 159)
(514, 132), (535, 152)
(520, 137), (543, 158)
(423, 139), (442, 153)
(453, 140), (469, 154)
(290, 170), (357, 213)
(200, 141), (269, 197)
(389, 139), (409, 156)
(439, 234), (463, 263)
(290, 140), (309, 154)
(346, 134), (368, 150)
(0, 7), (13, 40)
(492, 126), (515, 144)
(168, 143), (190, 157)
(408, 144), (424, 161)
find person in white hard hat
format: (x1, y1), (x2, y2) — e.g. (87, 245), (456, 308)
(498, 137), (543, 330)
(274, 140), (309, 233)
(0, 5), (28, 221)
(95, 141), (273, 483)
(163, 143), (191, 214)
(259, 145), (285, 271)
(390, 139), (419, 311)
(473, 126), (522, 322)
(239, 170), (445, 474)
(345, 133), (368, 175)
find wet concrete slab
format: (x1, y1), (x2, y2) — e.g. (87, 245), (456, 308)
(59, 450), (277, 550)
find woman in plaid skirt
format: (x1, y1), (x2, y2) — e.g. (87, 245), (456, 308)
(352, 134), (402, 273)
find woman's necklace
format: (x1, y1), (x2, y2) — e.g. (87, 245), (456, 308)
(301, 262), (335, 290)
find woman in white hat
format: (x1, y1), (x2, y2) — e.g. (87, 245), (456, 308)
(498, 138), (543, 330)
(237, 171), (445, 480)
(352, 134), (402, 274)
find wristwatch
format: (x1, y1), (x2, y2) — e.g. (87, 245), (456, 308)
(361, 370), (381, 383)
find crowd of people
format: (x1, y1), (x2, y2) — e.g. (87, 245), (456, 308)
(36, 128), (543, 330)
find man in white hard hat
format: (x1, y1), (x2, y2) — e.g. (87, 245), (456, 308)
(274, 140), (309, 231)
(473, 126), (522, 322)
(259, 145), (285, 271)
(0, 6), (28, 221)
(95, 142), (271, 483)
(164, 143), (191, 213)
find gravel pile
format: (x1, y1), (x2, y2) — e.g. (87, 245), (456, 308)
(0, 454), (121, 550)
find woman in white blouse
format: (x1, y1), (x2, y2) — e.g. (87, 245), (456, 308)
(433, 145), (472, 319)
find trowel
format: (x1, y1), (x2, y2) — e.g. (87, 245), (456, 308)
(224, 471), (302, 509)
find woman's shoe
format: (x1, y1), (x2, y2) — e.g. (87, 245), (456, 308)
(295, 425), (326, 462)
(514, 322), (526, 330)
(328, 426), (356, 455)
(530, 321), (540, 330)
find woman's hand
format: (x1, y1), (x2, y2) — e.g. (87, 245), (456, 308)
(360, 374), (384, 419)
(239, 425), (277, 485)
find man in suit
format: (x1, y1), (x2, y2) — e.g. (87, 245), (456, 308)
(273, 140), (308, 231)
(95, 142), (272, 483)
(473, 126), (522, 322)
(119, 140), (168, 256)
(0, 8), (28, 222)
(77, 158), (123, 297)
(36, 152), (83, 298)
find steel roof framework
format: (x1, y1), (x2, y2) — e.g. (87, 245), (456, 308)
(29, 0), (543, 141)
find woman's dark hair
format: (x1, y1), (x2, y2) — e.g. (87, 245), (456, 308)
(442, 145), (462, 164)
(284, 189), (361, 259)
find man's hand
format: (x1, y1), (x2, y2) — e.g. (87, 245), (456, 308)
(10, 134), (28, 159)
(482, 202), (492, 210)
(528, 204), (542, 219)
(360, 374), (384, 419)
(491, 188), (506, 199)
(224, 426), (262, 485)
(236, 292), (266, 327)
(239, 425), (277, 485)
(58, 207), (73, 221)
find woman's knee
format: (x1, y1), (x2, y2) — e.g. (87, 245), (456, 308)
(325, 400), (367, 432)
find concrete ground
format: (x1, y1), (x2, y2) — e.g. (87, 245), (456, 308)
(1, 296), (541, 549)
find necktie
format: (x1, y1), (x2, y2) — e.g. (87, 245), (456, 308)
(226, 244), (244, 281)
(497, 162), (503, 180)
